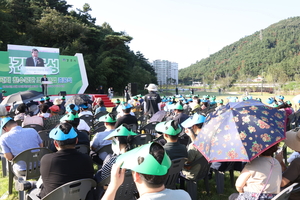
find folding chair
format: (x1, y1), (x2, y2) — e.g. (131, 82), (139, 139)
(8, 148), (53, 200)
(164, 157), (186, 189)
(127, 123), (138, 133)
(80, 114), (94, 127)
(272, 183), (298, 200)
(94, 111), (108, 120)
(130, 134), (153, 149)
(140, 122), (158, 136)
(184, 156), (212, 200)
(38, 130), (53, 149)
(0, 153), (7, 177)
(115, 170), (138, 200)
(27, 178), (96, 200)
(75, 144), (90, 155)
(23, 124), (45, 132)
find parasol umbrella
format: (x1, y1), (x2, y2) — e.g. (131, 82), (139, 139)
(149, 110), (167, 123)
(65, 94), (92, 106)
(292, 94), (300, 104)
(0, 90), (44, 105)
(194, 99), (286, 163)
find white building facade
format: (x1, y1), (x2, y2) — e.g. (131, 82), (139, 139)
(152, 59), (178, 86)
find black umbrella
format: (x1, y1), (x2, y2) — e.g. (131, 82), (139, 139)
(0, 90), (44, 105)
(149, 110), (167, 123)
(65, 94), (92, 106)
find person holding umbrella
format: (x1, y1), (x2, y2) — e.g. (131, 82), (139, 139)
(229, 144), (281, 200)
(181, 113), (206, 180)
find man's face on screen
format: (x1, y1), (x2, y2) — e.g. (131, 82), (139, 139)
(32, 51), (38, 58)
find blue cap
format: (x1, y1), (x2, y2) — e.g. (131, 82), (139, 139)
(0, 117), (13, 136)
(181, 113), (206, 128)
(277, 95), (284, 100)
(266, 97), (274, 104)
(121, 103), (132, 109)
(49, 126), (78, 141)
(79, 104), (88, 109)
(66, 104), (79, 113)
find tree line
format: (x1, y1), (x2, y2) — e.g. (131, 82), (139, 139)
(0, 0), (157, 94)
(179, 17), (300, 93)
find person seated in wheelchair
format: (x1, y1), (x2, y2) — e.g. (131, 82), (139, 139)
(102, 142), (191, 200)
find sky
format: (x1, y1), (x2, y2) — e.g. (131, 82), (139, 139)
(67, 0), (300, 69)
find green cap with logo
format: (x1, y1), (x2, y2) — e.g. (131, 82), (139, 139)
(155, 120), (182, 136)
(116, 142), (171, 176)
(104, 124), (137, 140)
(99, 113), (116, 123)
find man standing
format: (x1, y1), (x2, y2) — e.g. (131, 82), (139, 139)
(41, 75), (48, 95)
(38, 123), (94, 198)
(0, 117), (43, 174)
(25, 48), (44, 67)
(108, 87), (114, 100)
(144, 83), (161, 118)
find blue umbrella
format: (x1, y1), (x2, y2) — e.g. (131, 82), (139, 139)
(194, 99), (286, 162)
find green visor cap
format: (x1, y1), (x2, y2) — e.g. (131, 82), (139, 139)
(60, 113), (79, 122)
(104, 124), (137, 140)
(116, 142), (171, 176)
(155, 120), (182, 135)
(99, 113), (116, 123)
(173, 103), (183, 110)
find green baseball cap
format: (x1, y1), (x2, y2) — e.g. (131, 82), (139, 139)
(104, 124), (137, 140)
(99, 113), (116, 123)
(116, 142), (171, 176)
(155, 120), (182, 136)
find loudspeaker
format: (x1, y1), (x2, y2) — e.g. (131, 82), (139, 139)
(128, 83), (138, 96)
(58, 91), (66, 96)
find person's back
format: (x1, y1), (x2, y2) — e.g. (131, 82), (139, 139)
(144, 84), (161, 116)
(39, 123), (94, 198)
(155, 120), (187, 160)
(164, 141), (187, 160)
(101, 142), (191, 200)
(0, 118), (43, 172)
(115, 105), (137, 128)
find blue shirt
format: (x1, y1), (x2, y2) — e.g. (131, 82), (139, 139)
(90, 129), (113, 160)
(0, 126), (43, 171)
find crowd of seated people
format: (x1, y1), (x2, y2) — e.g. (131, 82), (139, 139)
(2, 89), (300, 200)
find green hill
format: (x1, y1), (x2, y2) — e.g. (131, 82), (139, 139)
(179, 17), (300, 90)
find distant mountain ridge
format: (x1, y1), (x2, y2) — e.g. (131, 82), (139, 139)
(179, 16), (300, 88)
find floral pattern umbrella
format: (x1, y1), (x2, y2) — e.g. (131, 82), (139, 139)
(194, 99), (286, 162)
